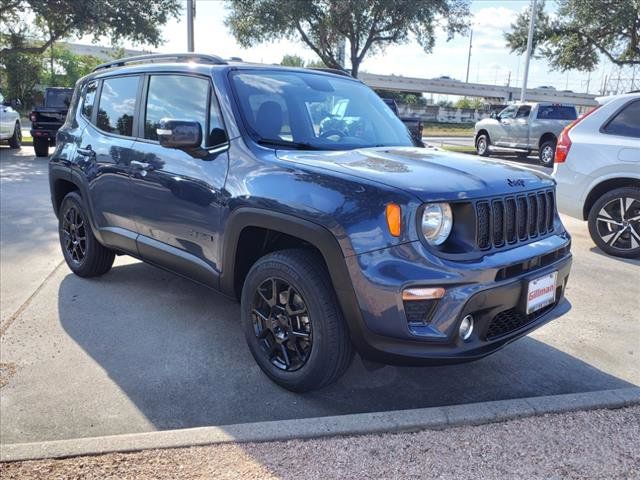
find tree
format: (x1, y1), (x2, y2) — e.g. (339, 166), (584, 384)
(375, 89), (427, 106)
(0, 31), (44, 108)
(505, 0), (640, 71)
(454, 97), (484, 109)
(47, 45), (103, 87)
(1, 0), (181, 55)
(225, 0), (470, 77)
(280, 54), (306, 67)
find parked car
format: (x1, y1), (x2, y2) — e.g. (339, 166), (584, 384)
(30, 87), (73, 157)
(381, 98), (424, 146)
(49, 54), (572, 391)
(0, 91), (22, 149)
(474, 102), (578, 166)
(553, 92), (640, 258)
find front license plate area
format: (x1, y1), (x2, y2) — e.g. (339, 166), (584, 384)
(526, 271), (557, 314)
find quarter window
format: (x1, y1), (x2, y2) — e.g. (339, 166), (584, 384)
(96, 76), (139, 136)
(81, 81), (97, 119)
(603, 100), (640, 138)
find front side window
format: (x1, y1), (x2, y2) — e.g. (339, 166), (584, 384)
(516, 106), (531, 118)
(145, 75), (210, 146)
(81, 81), (97, 119)
(230, 70), (413, 150)
(603, 100), (640, 138)
(96, 76), (139, 136)
(536, 105), (577, 120)
(499, 106), (517, 119)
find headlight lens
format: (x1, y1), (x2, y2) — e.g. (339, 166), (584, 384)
(421, 203), (453, 245)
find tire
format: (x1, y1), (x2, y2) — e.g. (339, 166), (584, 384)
(475, 134), (490, 156)
(538, 140), (556, 166)
(240, 249), (353, 392)
(8, 122), (21, 149)
(587, 187), (640, 259)
(34, 137), (49, 157)
(59, 192), (115, 276)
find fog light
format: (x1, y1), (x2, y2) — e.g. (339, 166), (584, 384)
(459, 315), (474, 341)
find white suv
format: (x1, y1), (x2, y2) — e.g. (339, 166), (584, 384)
(553, 92), (640, 258)
(0, 91), (22, 149)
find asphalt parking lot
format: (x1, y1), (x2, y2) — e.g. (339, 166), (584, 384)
(1, 145), (638, 445)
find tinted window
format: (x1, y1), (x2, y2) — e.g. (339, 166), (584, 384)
(208, 92), (227, 147)
(230, 71), (413, 150)
(45, 89), (72, 109)
(603, 100), (640, 138)
(536, 105), (577, 120)
(96, 76), (139, 136)
(145, 75), (209, 145)
(81, 82), (97, 119)
(516, 105), (531, 118)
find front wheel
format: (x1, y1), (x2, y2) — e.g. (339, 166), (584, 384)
(8, 122), (21, 149)
(587, 187), (640, 258)
(538, 140), (556, 167)
(59, 192), (115, 276)
(475, 134), (490, 156)
(240, 249), (353, 392)
(33, 137), (49, 157)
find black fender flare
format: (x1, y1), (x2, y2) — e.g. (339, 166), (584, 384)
(219, 207), (368, 345)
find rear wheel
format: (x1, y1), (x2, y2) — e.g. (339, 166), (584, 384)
(240, 249), (353, 392)
(8, 122), (21, 149)
(587, 187), (640, 258)
(475, 134), (490, 156)
(59, 192), (115, 276)
(538, 140), (556, 166)
(34, 137), (49, 157)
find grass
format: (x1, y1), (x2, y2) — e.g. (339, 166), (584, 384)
(422, 122), (475, 138)
(440, 145), (476, 154)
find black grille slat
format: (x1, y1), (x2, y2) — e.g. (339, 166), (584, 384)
(475, 190), (555, 250)
(476, 202), (490, 250)
(505, 198), (517, 243)
(492, 200), (505, 247)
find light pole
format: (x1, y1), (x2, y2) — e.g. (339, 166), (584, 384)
(465, 29), (473, 84)
(187, 0), (195, 52)
(520, 0), (537, 102)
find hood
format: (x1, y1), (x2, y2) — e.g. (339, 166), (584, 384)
(277, 146), (553, 202)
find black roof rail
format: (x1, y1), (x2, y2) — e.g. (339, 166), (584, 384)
(93, 53), (227, 72)
(308, 67), (353, 77)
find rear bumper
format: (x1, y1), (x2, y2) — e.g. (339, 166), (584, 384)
(30, 128), (59, 140)
(345, 234), (572, 365)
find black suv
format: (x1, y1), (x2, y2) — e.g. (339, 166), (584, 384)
(49, 54), (572, 391)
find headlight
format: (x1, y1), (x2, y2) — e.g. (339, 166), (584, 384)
(421, 203), (453, 245)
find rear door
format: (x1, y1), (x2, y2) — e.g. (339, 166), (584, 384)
(128, 73), (230, 287)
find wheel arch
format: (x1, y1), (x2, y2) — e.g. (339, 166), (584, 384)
(475, 129), (490, 144)
(538, 132), (557, 149)
(583, 177), (640, 220)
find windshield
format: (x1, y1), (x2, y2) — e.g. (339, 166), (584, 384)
(230, 70), (414, 150)
(45, 89), (72, 109)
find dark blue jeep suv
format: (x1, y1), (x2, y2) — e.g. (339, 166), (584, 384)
(49, 54), (572, 391)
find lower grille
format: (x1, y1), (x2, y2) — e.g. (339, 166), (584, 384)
(403, 299), (437, 326)
(485, 303), (556, 340)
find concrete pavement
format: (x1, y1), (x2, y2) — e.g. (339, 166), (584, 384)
(1, 145), (638, 445)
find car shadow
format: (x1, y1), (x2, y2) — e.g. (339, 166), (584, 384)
(589, 247), (640, 266)
(56, 260), (633, 433)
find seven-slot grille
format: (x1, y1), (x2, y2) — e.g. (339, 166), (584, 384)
(475, 190), (555, 250)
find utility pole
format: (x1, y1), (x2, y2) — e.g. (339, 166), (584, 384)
(187, 0), (195, 52)
(520, 0), (537, 102)
(465, 29), (473, 83)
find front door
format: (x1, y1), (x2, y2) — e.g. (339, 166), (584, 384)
(513, 105), (532, 147)
(494, 104), (518, 145)
(129, 74), (229, 287)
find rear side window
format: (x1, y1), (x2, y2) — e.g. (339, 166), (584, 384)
(144, 75), (209, 145)
(602, 100), (640, 138)
(81, 81), (97, 119)
(96, 76), (139, 137)
(536, 106), (577, 120)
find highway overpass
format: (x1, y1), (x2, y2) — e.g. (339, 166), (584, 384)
(360, 72), (598, 107)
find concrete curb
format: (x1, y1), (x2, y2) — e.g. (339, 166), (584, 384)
(2, 387), (638, 462)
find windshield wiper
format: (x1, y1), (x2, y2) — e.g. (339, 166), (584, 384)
(256, 137), (318, 150)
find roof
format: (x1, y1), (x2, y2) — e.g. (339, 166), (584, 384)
(595, 91), (640, 105)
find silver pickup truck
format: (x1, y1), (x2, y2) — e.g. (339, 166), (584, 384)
(474, 103), (578, 166)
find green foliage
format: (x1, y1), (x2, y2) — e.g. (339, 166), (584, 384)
(0, 32), (43, 109)
(225, 0), (470, 77)
(47, 46), (102, 87)
(454, 97), (484, 109)
(505, 0), (640, 71)
(1, 0), (181, 55)
(374, 89), (427, 106)
(281, 54), (306, 67)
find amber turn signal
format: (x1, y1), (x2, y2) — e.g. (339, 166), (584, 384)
(386, 203), (401, 237)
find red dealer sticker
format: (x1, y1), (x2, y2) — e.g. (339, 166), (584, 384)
(526, 271), (558, 314)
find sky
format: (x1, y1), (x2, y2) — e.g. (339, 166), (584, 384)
(89, 0), (615, 96)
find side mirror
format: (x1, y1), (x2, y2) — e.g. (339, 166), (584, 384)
(157, 119), (202, 149)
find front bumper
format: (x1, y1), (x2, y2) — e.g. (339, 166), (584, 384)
(345, 233), (572, 365)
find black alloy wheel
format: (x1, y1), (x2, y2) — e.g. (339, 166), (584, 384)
(251, 277), (313, 371)
(588, 189), (640, 258)
(62, 205), (87, 265)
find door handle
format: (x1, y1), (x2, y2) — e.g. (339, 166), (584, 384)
(77, 146), (95, 157)
(130, 160), (153, 170)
